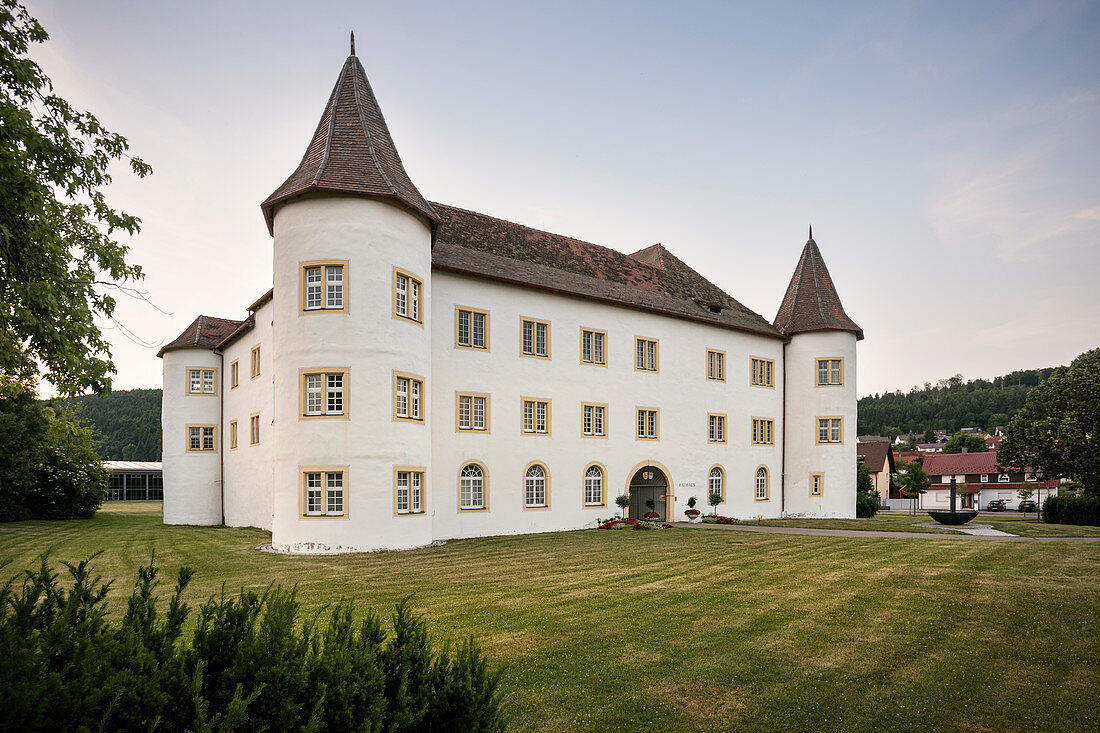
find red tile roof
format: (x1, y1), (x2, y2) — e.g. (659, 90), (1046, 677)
(430, 204), (782, 338)
(774, 234), (863, 340)
(157, 315), (244, 358)
(921, 451), (1000, 475)
(260, 52), (437, 235)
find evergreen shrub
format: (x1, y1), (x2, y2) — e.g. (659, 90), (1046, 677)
(1042, 495), (1100, 526)
(0, 552), (507, 732)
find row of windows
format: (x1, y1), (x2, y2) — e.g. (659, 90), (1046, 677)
(295, 462), (823, 518)
(942, 473), (1013, 483)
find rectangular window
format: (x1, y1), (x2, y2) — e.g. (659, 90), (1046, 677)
(455, 307), (489, 349)
(582, 403), (607, 437)
(300, 261), (349, 313)
(810, 473), (824, 497)
(636, 408), (659, 440)
(751, 357), (774, 387)
(393, 268), (423, 323)
(250, 414), (260, 446)
(186, 425), (216, 452)
(635, 337), (659, 372)
(300, 369), (349, 418)
(817, 417), (844, 444)
(301, 468), (348, 517)
(394, 469), (425, 515)
(393, 372), (424, 421)
(250, 346), (261, 379)
(708, 413), (726, 443)
(521, 398), (550, 434)
(521, 318), (550, 358)
(230, 360), (239, 389)
(456, 393), (489, 432)
(981, 474), (989, 483)
(580, 328), (607, 365)
(229, 420), (238, 450)
(707, 350), (725, 381)
(816, 358), (844, 386)
(752, 418), (775, 446)
(187, 368), (217, 395)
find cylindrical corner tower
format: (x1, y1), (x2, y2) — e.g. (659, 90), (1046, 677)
(161, 345), (222, 525)
(774, 229), (863, 518)
(261, 48), (440, 552)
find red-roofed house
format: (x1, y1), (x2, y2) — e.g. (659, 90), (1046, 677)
(920, 451), (1057, 510)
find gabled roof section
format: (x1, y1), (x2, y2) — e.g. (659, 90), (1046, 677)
(921, 451), (1000, 476)
(157, 315), (244, 358)
(430, 203), (781, 338)
(260, 49), (438, 235)
(857, 440), (893, 474)
(774, 233), (863, 340)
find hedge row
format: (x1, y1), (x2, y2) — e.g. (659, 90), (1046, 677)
(1041, 495), (1100, 526)
(0, 553), (506, 732)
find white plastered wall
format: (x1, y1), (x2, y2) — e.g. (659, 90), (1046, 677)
(270, 197), (434, 553)
(429, 272), (787, 540)
(783, 330), (858, 518)
(221, 297), (275, 530)
(162, 348), (222, 525)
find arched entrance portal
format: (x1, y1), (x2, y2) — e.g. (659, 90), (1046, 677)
(629, 465), (669, 521)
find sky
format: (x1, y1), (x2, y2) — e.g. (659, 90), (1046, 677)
(23, 0), (1100, 398)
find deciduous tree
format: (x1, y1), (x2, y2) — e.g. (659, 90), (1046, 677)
(1000, 348), (1100, 496)
(942, 431), (988, 454)
(1, 0), (150, 396)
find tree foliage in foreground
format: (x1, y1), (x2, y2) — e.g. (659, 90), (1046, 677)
(0, 377), (107, 521)
(0, 0), (150, 396)
(855, 462), (878, 518)
(48, 387), (161, 460)
(0, 553), (508, 732)
(857, 367), (1056, 437)
(1000, 347), (1100, 495)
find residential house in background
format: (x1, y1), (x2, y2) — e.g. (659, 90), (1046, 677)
(857, 438), (897, 503)
(920, 451), (1057, 510)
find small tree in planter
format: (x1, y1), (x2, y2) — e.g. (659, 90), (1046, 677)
(685, 496), (700, 521)
(644, 498), (659, 519)
(708, 491), (723, 517)
(615, 493), (630, 520)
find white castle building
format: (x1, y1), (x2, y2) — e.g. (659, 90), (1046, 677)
(159, 42), (864, 553)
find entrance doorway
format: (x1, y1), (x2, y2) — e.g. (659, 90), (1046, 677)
(629, 466), (669, 521)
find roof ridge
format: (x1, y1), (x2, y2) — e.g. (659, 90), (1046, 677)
(350, 56), (397, 195)
(313, 60), (344, 186)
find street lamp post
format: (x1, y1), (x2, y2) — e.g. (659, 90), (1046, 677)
(1035, 468), (1043, 523)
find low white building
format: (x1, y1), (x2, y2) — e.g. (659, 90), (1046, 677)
(159, 41), (864, 553)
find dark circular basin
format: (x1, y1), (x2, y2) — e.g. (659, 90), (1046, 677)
(927, 510), (979, 525)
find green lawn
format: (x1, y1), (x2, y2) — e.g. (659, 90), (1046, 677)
(738, 511), (1100, 537)
(2, 502), (1098, 732)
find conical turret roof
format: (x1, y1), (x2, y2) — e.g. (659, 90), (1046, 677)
(774, 231), (863, 340)
(260, 45), (438, 235)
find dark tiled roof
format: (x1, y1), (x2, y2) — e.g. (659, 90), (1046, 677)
(157, 315), (244, 358)
(260, 53), (437, 235)
(430, 204), (782, 338)
(774, 236), (863, 340)
(856, 440), (893, 473)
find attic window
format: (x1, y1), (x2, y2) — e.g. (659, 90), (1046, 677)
(693, 297), (723, 314)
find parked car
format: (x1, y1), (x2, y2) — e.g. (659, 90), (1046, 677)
(986, 499), (1008, 511)
(1018, 500), (1038, 512)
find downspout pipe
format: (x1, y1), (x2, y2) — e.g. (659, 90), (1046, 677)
(215, 347), (225, 526)
(781, 339), (789, 516)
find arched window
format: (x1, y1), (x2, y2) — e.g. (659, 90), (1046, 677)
(525, 463), (547, 508)
(584, 465), (604, 506)
(708, 466), (724, 502)
(460, 463), (485, 510)
(755, 467), (769, 501)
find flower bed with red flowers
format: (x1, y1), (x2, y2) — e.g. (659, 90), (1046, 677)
(700, 515), (741, 525)
(598, 519), (673, 530)
(642, 511), (660, 519)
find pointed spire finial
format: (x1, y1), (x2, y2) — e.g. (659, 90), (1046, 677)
(809, 224), (813, 241)
(350, 31), (356, 56)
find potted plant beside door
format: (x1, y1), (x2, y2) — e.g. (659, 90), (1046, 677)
(643, 498), (660, 520)
(615, 493), (630, 521)
(685, 496), (701, 522)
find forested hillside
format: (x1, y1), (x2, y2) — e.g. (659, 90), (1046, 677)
(49, 388), (162, 461)
(858, 368), (1055, 436)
